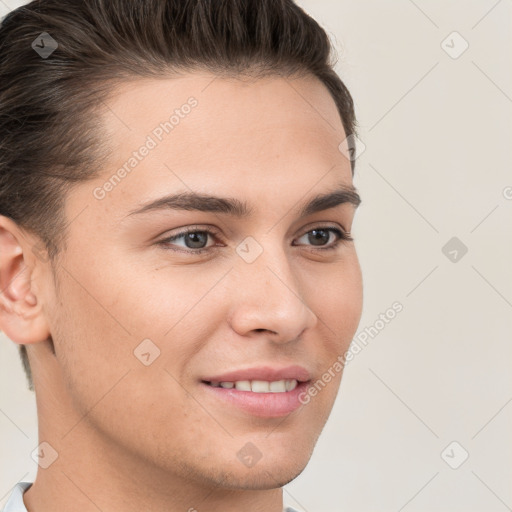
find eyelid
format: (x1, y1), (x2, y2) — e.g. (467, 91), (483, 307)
(294, 225), (353, 247)
(298, 220), (350, 237)
(160, 225), (221, 241)
(157, 223), (353, 253)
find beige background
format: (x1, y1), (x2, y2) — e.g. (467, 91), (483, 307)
(1, 1), (511, 511)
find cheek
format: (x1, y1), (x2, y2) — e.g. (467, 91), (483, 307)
(49, 276), (131, 418)
(309, 253), (363, 345)
(48, 258), (167, 411)
(51, 256), (217, 409)
(337, 271), (363, 348)
(293, 255), (362, 407)
(49, 266), (204, 452)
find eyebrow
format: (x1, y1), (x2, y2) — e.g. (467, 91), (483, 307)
(125, 185), (361, 219)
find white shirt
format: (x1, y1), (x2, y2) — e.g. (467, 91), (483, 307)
(1, 482), (32, 512)
(1, 482), (300, 512)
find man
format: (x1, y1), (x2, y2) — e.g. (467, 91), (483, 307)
(0, 1), (363, 511)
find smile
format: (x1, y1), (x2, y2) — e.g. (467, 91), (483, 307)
(203, 379), (298, 393)
(200, 379), (311, 418)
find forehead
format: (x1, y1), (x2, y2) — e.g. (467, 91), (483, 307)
(101, 71), (348, 167)
(76, 72), (353, 225)
(105, 71), (345, 133)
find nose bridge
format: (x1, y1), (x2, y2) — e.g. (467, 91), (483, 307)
(229, 234), (317, 340)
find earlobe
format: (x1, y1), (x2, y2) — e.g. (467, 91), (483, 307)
(0, 216), (51, 345)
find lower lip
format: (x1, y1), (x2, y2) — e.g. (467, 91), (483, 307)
(200, 381), (310, 418)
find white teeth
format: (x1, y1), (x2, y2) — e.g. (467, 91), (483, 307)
(208, 379), (299, 393)
(269, 380), (286, 392)
(285, 379), (298, 391)
(234, 380), (252, 391)
(251, 380), (270, 393)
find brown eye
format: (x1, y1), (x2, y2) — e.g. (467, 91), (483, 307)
(294, 227), (352, 251)
(158, 227), (220, 254)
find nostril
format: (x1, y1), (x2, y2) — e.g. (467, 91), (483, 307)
(254, 328), (277, 334)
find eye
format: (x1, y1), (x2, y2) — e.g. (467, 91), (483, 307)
(157, 225), (353, 255)
(157, 226), (219, 254)
(294, 226), (353, 252)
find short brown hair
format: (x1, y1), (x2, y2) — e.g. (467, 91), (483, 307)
(0, 0), (358, 391)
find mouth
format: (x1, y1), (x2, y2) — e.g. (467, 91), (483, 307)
(201, 378), (301, 393)
(199, 378), (312, 418)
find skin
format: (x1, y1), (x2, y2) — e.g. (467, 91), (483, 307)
(0, 72), (363, 512)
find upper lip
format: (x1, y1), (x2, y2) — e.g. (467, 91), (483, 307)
(201, 365), (312, 383)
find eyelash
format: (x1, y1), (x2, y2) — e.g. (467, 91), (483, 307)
(157, 225), (353, 255)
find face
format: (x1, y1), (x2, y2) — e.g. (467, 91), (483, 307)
(34, 72), (363, 490)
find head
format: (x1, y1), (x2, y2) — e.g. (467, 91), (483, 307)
(0, 0), (362, 493)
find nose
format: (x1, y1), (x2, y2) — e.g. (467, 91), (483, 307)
(227, 244), (318, 344)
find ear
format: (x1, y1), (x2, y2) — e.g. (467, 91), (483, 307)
(0, 215), (51, 345)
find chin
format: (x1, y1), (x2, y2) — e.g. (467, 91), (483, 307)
(229, 457), (310, 490)
(222, 469), (306, 491)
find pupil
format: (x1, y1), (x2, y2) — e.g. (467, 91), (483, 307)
(309, 229), (328, 246)
(186, 232), (207, 249)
